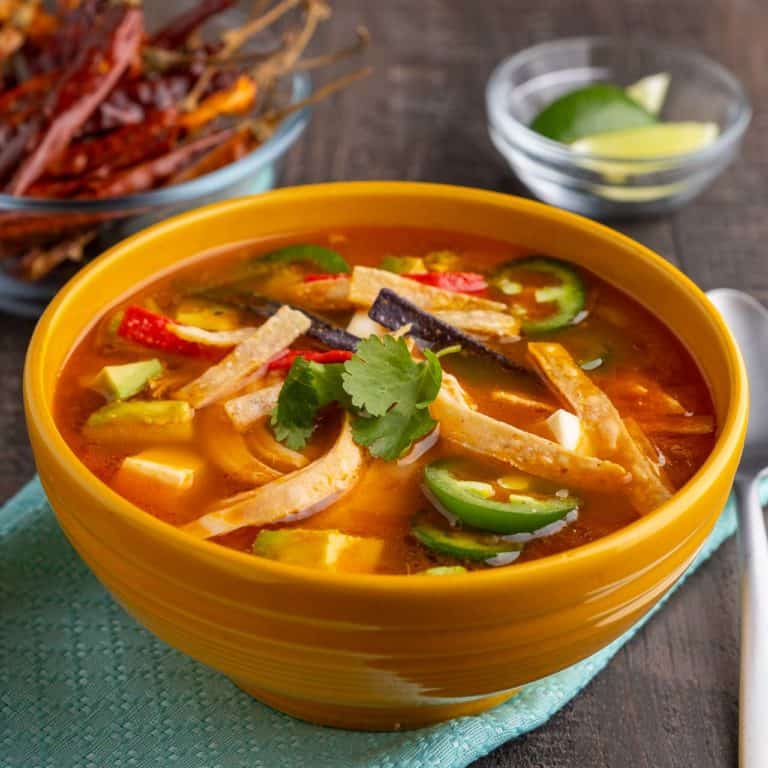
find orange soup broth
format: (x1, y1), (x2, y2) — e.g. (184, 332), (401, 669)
(54, 227), (716, 574)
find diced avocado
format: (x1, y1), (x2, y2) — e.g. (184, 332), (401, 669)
(380, 256), (426, 274)
(87, 399), (192, 426)
(83, 400), (194, 444)
(89, 359), (163, 401)
(175, 298), (241, 331)
(253, 529), (385, 574)
(118, 447), (205, 491)
(422, 566), (468, 576)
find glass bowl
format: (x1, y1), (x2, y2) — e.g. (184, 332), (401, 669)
(486, 37), (751, 219)
(0, 0), (311, 317)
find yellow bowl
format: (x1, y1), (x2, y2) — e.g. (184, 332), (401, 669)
(24, 182), (747, 731)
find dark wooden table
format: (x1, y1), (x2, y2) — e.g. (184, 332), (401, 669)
(3, 1), (767, 765)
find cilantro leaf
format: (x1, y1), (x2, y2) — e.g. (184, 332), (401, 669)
(271, 336), (445, 461)
(270, 359), (347, 450)
(343, 337), (443, 460)
(351, 404), (437, 460)
(342, 336), (434, 415)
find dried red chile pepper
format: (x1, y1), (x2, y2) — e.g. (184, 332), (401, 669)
(8, 5), (144, 194)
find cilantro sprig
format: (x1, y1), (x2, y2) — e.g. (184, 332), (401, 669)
(270, 336), (453, 460)
(343, 336), (443, 460)
(270, 360), (349, 450)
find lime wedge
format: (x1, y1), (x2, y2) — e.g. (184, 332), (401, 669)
(530, 84), (657, 143)
(570, 122), (719, 158)
(625, 73), (671, 116)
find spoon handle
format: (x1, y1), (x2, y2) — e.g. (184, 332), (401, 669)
(735, 472), (768, 768)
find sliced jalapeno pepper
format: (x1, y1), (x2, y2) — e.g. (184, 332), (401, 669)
(411, 511), (523, 561)
(490, 257), (585, 334)
(423, 460), (579, 534)
(259, 244), (351, 274)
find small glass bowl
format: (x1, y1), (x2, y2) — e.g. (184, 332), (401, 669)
(0, 0), (312, 317)
(486, 37), (751, 219)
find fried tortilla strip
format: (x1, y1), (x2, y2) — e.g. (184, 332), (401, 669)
(198, 406), (280, 485)
(169, 324), (257, 347)
(527, 342), (673, 513)
(431, 375), (630, 493)
(181, 415), (365, 538)
(173, 306), (310, 408)
(349, 266), (506, 312)
(285, 277), (353, 310)
(245, 418), (309, 471)
(637, 415), (715, 435)
(491, 389), (557, 414)
(433, 310), (520, 340)
(224, 383), (282, 432)
(604, 375), (687, 415)
(624, 416), (672, 488)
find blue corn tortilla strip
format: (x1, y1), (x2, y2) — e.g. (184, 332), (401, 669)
(368, 288), (528, 374)
(201, 290), (361, 351)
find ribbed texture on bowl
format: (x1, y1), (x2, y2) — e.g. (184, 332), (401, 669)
(24, 183), (747, 730)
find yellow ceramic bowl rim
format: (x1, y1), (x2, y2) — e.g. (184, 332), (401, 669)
(24, 182), (748, 596)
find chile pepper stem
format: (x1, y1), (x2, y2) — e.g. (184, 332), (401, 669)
(290, 26), (369, 73)
(249, 65), (372, 130)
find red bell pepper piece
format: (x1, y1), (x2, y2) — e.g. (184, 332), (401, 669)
(117, 305), (222, 359)
(405, 272), (488, 294)
(267, 348), (354, 372)
(302, 273), (346, 283)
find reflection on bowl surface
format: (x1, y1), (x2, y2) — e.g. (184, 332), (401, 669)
(486, 38), (751, 218)
(24, 182), (747, 730)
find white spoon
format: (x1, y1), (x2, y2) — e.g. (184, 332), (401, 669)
(708, 289), (768, 768)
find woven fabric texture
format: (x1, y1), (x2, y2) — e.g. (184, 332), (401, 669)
(1, 478), (742, 768)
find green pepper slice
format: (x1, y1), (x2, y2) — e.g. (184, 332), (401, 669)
(411, 512), (523, 561)
(490, 257), (585, 334)
(259, 244), (351, 274)
(422, 565), (468, 576)
(423, 460), (579, 534)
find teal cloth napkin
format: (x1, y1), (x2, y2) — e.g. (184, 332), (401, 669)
(0, 477), (744, 768)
